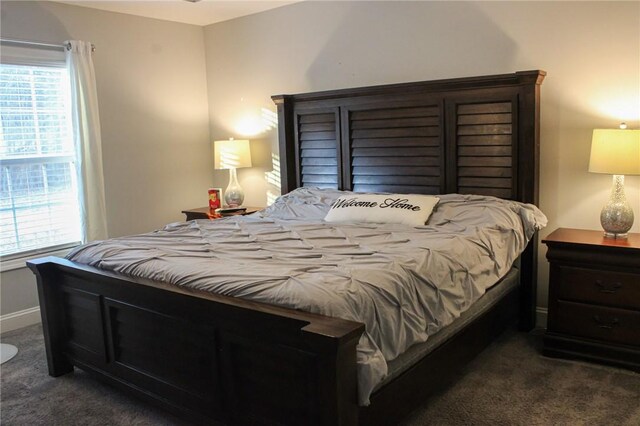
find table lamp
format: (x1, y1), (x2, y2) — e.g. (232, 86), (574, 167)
(214, 138), (252, 207)
(588, 125), (640, 238)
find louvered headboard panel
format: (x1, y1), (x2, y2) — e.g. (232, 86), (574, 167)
(347, 105), (442, 194)
(297, 111), (339, 189)
(455, 101), (514, 198)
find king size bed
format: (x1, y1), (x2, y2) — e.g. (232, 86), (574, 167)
(28, 70), (546, 425)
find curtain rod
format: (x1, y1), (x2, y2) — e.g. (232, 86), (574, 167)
(0, 37), (95, 52)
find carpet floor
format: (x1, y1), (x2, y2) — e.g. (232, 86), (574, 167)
(1, 324), (639, 425)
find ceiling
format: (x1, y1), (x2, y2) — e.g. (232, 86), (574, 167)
(55, 1), (299, 26)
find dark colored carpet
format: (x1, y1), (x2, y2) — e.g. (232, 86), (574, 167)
(1, 324), (639, 425)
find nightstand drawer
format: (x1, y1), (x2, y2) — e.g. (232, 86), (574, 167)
(556, 266), (640, 309)
(554, 301), (640, 346)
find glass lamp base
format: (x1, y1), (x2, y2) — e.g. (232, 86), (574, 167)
(600, 175), (633, 239)
(224, 167), (245, 207)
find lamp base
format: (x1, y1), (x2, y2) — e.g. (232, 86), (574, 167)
(224, 167), (245, 207)
(600, 175), (633, 239)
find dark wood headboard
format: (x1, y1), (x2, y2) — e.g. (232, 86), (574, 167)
(272, 70), (545, 329)
(272, 70), (545, 203)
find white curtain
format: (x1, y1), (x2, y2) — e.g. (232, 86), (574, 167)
(66, 40), (108, 241)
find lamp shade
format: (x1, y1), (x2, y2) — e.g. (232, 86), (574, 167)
(214, 139), (252, 170)
(589, 129), (640, 175)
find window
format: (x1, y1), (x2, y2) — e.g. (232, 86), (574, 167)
(0, 61), (82, 258)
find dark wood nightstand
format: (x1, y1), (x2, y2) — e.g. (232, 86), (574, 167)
(181, 207), (261, 221)
(542, 228), (640, 371)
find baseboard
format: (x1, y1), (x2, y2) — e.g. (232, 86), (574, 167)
(536, 307), (548, 329)
(0, 306), (41, 334)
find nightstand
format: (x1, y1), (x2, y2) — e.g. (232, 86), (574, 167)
(542, 228), (640, 371)
(181, 207), (261, 221)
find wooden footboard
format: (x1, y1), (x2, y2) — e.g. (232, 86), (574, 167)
(27, 257), (364, 425)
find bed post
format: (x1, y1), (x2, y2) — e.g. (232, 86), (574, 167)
(516, 70), (545, 331)
(273, 94), (298, 194)
(27, 258), (74, 376)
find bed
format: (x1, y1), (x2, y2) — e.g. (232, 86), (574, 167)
(27, 70), (545, 425)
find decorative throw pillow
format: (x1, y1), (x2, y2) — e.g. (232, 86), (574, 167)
(324, 193), (440, 226)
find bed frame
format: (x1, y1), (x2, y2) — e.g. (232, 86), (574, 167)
(28, 70), (545, 425)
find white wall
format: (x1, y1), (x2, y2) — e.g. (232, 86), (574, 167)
(0, 1), (211, 326)
(203, 1), (640, 314)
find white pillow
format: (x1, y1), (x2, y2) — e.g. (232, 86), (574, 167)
(324, 193), (440, 226)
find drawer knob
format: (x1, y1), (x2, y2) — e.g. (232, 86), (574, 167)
(594, 280), (622, 294)
(592, 315), (619, 330)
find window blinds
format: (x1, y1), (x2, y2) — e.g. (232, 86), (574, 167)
(0, 63), (82, 257)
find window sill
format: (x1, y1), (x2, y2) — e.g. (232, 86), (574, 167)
(0, 245), (78, 272)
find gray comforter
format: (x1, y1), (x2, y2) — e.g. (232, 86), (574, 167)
(67, 189), (546, 404)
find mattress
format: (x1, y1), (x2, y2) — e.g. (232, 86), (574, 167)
(377, 266), (520, 390)
(67, 188), (546, 405)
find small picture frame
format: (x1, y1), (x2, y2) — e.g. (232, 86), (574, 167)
(208, 188), (222, 211)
